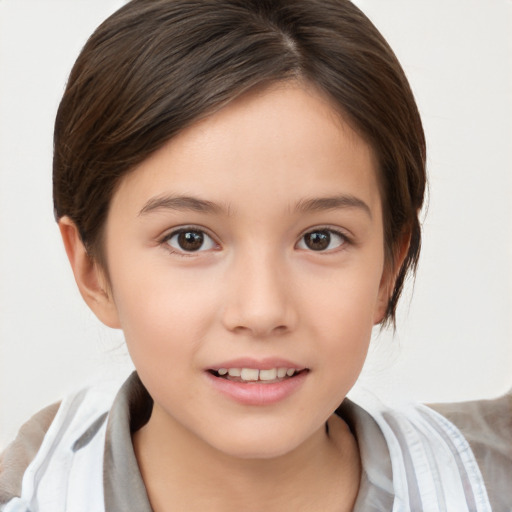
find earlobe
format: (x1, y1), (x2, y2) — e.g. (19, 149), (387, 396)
(373, 275), (392, 325)
(373, 231), (411, 325)
(58, 217), (121, 329)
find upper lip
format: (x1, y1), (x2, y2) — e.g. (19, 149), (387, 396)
(208, 357), (306, 371)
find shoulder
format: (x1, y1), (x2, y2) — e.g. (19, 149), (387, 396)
(0, 382), (118, 508)
(429, 391), (512, 458)
(0, 402), (60, 504)
(429, 392), (512, 511)
(346, 393), (495, 511)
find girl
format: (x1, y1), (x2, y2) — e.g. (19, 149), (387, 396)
(0, 1), (508, 510)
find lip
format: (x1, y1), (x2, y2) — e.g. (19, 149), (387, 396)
(205, 357), (309, 406)
(207, 357), (306, 371)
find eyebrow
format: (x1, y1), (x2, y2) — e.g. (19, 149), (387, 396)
(294, 195), (372, 218)
(139, 195), (227, 216)
(138, 193), (372, 218)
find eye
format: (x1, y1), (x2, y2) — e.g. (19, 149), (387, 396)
(163, 228), (217, 253)
(297, 229), (347, 252)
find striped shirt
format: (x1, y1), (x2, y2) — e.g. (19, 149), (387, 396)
(1, 373), (510, 511)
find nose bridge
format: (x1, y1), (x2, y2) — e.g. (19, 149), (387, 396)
(222, 243), (296, 337)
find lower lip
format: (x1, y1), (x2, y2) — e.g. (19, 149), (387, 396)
(205, 371), (308, 406)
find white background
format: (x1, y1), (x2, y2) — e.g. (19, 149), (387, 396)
(0, 0), (511, 449)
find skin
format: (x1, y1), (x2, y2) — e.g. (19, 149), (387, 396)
(60, 82), (403, 511)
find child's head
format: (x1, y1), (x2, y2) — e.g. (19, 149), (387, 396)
(54, 0), (427, 459)
(53, 0), (425, 328)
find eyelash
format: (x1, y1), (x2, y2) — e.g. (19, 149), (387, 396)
(160, 226), (219, 257)
(159, 226), (351, 257)
(296, 227), (350, 253)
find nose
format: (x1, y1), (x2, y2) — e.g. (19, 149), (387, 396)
(221, 249), (298, 338)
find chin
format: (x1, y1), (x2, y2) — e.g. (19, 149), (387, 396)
(217, 441), (299, 461)
(204, 422), (316, 461)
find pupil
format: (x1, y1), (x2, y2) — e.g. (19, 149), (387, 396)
(306, 231), (330, 251)
(178, 231), (204, 251)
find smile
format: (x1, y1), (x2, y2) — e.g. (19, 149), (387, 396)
(211, 367), (302, 382)
(206, 367), (309, 406)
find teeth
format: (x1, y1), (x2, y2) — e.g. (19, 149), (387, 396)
(216, 367), (300, 381)
(277, 368), (288, 378)
(241, 368), (259, 381)
(259, 369), (277, 381)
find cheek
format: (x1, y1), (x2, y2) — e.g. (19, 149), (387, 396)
(302, 256), (384, 363)
(314, 293), (374, 371)
(109, 263), (220, 361)
(305, 256), (384, 327)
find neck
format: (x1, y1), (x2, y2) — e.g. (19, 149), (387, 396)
(133, 406), (361, 512)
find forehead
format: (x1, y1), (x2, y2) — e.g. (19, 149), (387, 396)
(110, 82), (381, 221)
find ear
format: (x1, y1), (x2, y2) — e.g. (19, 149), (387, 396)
(373, 232), (411, 325)
(58, 216), (121, 328)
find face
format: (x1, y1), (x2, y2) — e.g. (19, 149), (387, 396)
(101, 82), (389, 459)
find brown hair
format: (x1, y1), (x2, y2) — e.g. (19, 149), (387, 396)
(53, 0), (426, 326)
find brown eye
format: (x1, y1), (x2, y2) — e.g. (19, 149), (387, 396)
(166, 229), (216, 253)
(298, 229), (346, 252)
(178, 231), (204, 251)
(304, 230), (330, 251)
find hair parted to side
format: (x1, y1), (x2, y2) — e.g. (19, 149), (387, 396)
(53, 0), (426, 326)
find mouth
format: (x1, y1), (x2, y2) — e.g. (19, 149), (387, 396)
(208, 367), (308, 383)
(206, 363), (309, 405)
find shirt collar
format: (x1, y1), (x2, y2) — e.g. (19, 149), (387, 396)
(103, 372), (394, 511)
